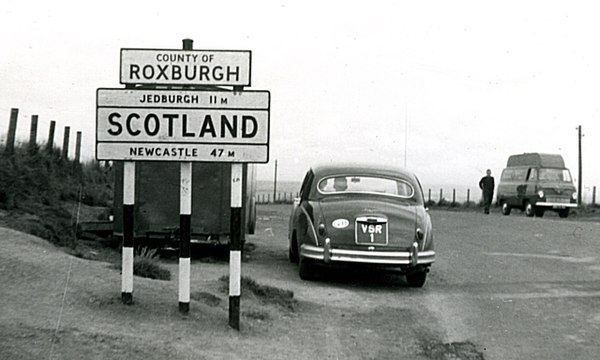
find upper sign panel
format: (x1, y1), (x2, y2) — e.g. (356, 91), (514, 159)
(120, 49), (251, 86)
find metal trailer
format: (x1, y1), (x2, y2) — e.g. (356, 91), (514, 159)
(113, 161), (257, 248)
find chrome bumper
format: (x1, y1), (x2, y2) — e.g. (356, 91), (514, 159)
(536, 202), (577, 208)
(300, 242), (435, 266)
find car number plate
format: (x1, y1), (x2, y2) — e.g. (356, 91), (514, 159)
(355, 217), (388, 245)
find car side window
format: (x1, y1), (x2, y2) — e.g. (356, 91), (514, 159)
(527, 168), (537, 181)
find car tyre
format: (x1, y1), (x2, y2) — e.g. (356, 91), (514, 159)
(501, 201), (511, 216)
(558, 208), (570, 218)
(406, 270), (427, 288)
(524, 201), (535, 217)
(289, 235), (299, 263)
(298, 256), (316, 280)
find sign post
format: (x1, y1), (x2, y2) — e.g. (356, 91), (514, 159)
(228, 163), (243, 329)
(121, 161), (135, 304)
(97, 39), (269, 327)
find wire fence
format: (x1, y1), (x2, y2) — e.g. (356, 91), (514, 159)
(257, 186), (598, 207)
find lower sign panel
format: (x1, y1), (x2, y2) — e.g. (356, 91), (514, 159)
(97, 143), (268, 163)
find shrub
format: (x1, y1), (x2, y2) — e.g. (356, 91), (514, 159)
(133, 255), (171, 280)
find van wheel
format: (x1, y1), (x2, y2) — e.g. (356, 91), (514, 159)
(535, 207), (545, 217)
(558, 209), (570, 218)
(524, 202), (535, 217)
(501, 202), (511, 216)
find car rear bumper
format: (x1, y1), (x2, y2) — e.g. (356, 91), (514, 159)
(300, 243), (435, 265)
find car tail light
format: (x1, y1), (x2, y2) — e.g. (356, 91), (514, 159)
(318, 223), (326, 237)
(416, 228), (424, 241)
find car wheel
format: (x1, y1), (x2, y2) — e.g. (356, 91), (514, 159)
(558, 208), (570, 218)
(298, 256), (316, 280)
(289, 235), (299, 263)
(524, 201), (535, 217)
(406, 270), (427, 288)
(501, 201), (511, 216)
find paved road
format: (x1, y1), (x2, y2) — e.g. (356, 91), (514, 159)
(239, 205), (600, 359)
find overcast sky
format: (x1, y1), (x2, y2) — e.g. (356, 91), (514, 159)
(1, 1), (599, 200)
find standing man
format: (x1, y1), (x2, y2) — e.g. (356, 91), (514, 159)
(479, 169), (495, 214)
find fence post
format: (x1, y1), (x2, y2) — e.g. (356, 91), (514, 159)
(439, 189), (443, 203)
(62, 126), (70, 159)
(5, 108), (18, 155)
(47, 120), (56, 152)
(29, 115), (38, 154)
(467, 189), (470, 203)
(428, 189), (431, 203)
(593, 186), (597, 206)
(75, 131), (82, 163)
(452, 189), (456, 205)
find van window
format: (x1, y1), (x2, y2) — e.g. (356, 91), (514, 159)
(527, 168), (537, 181)
(501, 168), (528, 181)
(539, 168), (572, 182)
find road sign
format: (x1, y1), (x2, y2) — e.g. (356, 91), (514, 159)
(120, 49), (251, 86)
(96, 89), (269, 162)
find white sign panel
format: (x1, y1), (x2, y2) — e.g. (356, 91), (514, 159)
(96, 89), (269, 162)
(120, 49), (251, 86)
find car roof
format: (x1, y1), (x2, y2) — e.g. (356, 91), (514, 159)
(310, 163), (417, 181)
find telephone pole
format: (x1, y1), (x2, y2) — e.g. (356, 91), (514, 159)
(577, 125), (583, 205)
(273, 159), (278, 203)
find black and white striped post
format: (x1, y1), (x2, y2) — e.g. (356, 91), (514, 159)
(122, 161), (135, 304)
(229, 163), (243, 330)
(179, 162), (192, 313)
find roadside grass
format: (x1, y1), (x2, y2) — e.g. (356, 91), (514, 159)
(108, 247), (171, 280)
(0, 144), (113, 249)
(218, 275), (297, 312)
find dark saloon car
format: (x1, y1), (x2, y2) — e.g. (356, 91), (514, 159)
(288, 164), (435, 287)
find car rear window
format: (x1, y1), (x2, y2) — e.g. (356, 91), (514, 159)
(317, 175), (414, 198)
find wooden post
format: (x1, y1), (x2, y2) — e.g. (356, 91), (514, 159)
(47, 120), (56, 152)
(428, 189), (431, 203)
(5, 108), (18, 155)
(75, 131), (82, 163)
(122, 161), (135, 304)
(593, 186), (596, 206)
(439, 188), (443, 203)
(62, 126), (70, 159)
(229, 163), (243, 330)
(467, 189), (471, 203)
(179, 162), (192, 313)
(452, 189), (456, 205)
(29, 115), (38, 154)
